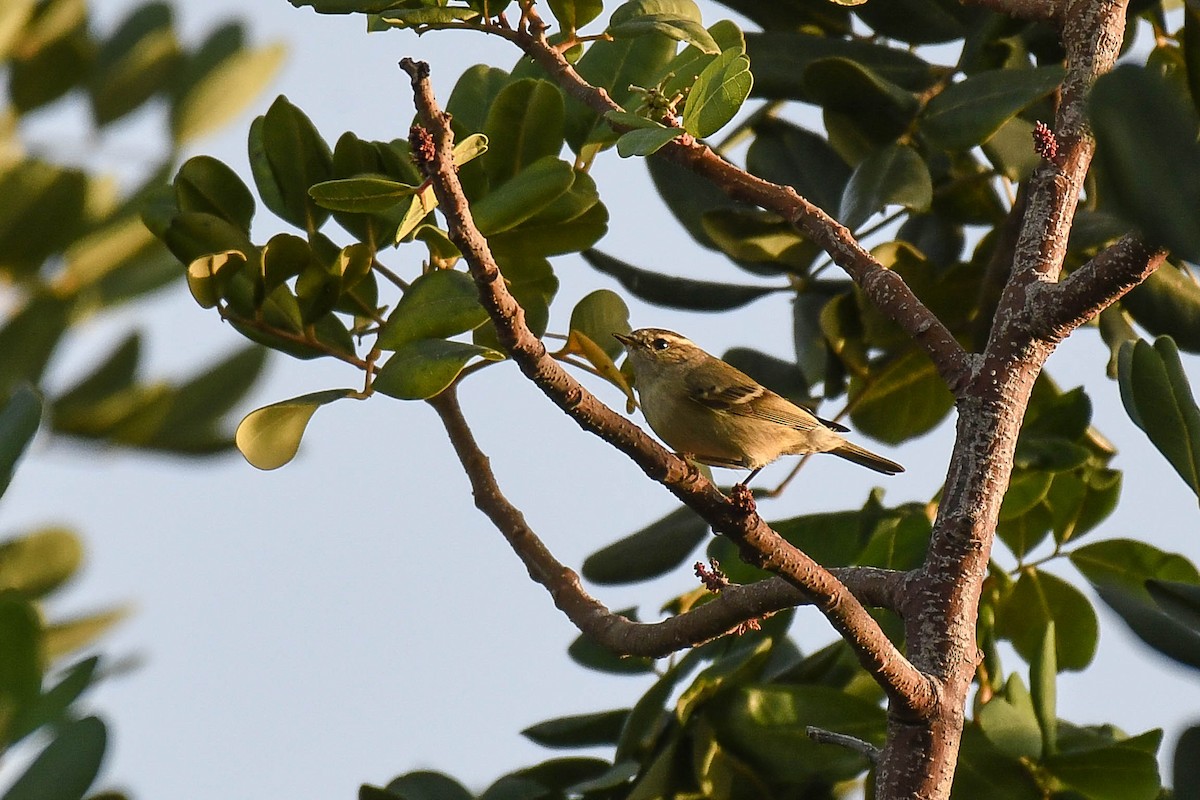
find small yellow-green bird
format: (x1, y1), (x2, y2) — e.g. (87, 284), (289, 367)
(614, 328), (904, 483)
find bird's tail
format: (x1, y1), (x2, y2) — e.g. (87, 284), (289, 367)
(831, 442), (905, 475)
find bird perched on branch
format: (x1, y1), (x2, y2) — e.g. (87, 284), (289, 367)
(614, 328), (904, 484)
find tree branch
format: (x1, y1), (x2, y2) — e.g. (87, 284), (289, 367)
(958, 0), (1065, 21)
(1033, 234), (1167, 340)
(401, 57), (936, 719)
(473, 14), (972, 395)
(428, 386), (908, 657)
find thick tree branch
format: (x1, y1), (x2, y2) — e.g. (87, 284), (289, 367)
(428, 387), (908, 657)
(1032, 234), (1167, 340)
(401, 57), (936, 719)
(472, 14), (971, 394)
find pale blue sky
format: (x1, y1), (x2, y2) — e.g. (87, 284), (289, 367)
(4, 1), (1199, 796)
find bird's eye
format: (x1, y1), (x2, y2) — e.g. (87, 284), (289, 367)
(652, 338), (671, 351)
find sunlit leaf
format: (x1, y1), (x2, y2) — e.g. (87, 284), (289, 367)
(235, 389), (357, 470)
(374, 340), (505, 400)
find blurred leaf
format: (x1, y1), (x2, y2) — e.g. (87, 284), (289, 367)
(568, 609), (656, 675)
(582, 505), (709, 584)
(839, 143), (932, 230)
(855, 0), (976, 44)
(0, 161), (88, 277)
(1091, 64), (1200, 262)
(746, 31), (937, 102)
(849, 350), (954, 444)
(701, 208), (813, 272)
(981, 115), (1041, 181)
(522, 709), (629, 749)
(9, 656), (99, 745)
(1120, 263), (1200, 353)
(235, 389), (356, 470)
(172, 42), (285, 145)
(2, 715), (106, 800)
(249, 95), (334, 231)
(89, 3), (180, 126)
(582, 249), (780, 311)
(379, 270), (489, 351)
(682, 48), (753, 138)
(0, 528), (81, 599)
(804, 57), (919, 145)
(1097, 583), (1200, 670)
(1043, 741), (1161, 800)
(856, 508), (930, 571)
(1175, 724), (1200, 798)
(0, 592), (41, 710)
(1070, 539), (1200, 601)
(998, 568), (1098, 671)
(646, 155), (745, 250)
(483, 80), (565, 186)
(978, 673), (1041, 760)
(922, 66), (1064, 151)
(43, 607), (128, 661)
(607, 0), (719, 54)
(0, 386), (42, 499)
(374, 340), (504, 401)
(746, 118), (851, 216)
(1117, 337), (1200, 498)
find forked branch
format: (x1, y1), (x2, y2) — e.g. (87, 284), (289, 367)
(401, 57), (936, 718)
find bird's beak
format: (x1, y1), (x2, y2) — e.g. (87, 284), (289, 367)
(613, 332), (634, 348)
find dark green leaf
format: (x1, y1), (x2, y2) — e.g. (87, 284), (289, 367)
(1043, 741), (1161, 800)
(522, 709), (630, 749)
(383, 771), (474, 800)
(569, 289), (631, 361)
(1146, 579), (1200, 630)
(374, 340), (504, 400)
(0, 385), (42, 499)
(3, 716), (107, 800)
(379, 270), (489, 350)
(1091, 64), (1200, 262)
(1174, 724), (1200, 798)
(547, 0), (604, 31)
(568, 609), (656, 675)
(483, 80), (565, 186)
(1097, 583), (1200, 670)
(646, 155), (745, 249)
(487, 202), (609, 259)
(1070, 539), (1200, 600)
(249, 95), (334, 231)
(607, 0), (719, 54)
(581, 249), (780, 311)
(855, 0), (976, 44)
(9, 656), (99, 745)
(700, 208), (814, 272)
(1117, 337), (1200, 498)
(849, 349), (954, 444)
(472, 158), (577, 235)
(998, 568), (1098, 671)
(1120, 263), (1200, 352)
(746, 118), (851, 216)
(839, 143), (933, 230)
(235, 389), (357, 470)
(446, 65), (511, 141)
(582, 505), (708, 584)
(0, 592), (41, 709)
(952, 725), (1042, 800)
(0, 161), (88, 276)
(804, 58), (920, 145)
(922, 66), (1064, 151)
(174, 155), (256, 234)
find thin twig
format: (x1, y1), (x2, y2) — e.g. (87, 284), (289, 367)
(806, 726), (881, 764)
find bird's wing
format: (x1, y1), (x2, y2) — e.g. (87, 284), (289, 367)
(684, 372), (827, 432)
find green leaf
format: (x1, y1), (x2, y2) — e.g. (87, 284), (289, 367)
(471, 157), (577, 235)
(174, 155), (256, 234)
(1147, 579), (1200, 630)
(567, 611), (656, 676)
(978, 674), (1042, 760)
(998, 470), (1054, 521)
(374, 340), (504, 401)
(1096, 583), (1200, 670)
(446, 65), (512, 140)
(646, 150), (744, 250)
(952, 725), (1042, 800)
(235, 389), (357, 470)
(922, 66), (1064, 151)
(1070, 539), (1200, 600)
(375, 6), (480, 26)
(0, 385), (42, 499)
(171, 42), (285, 145)
(487, 202), (609, 259)
(89, 4), (179, 126)
(581, 249), (778, 310)
(308, 176), (417, 213)
(998, 568), (1098, 671)
(383, 771), (474, 800)
(0, 527), (82, 598)
(1117, 337), (1200, 498)
(745, 118), (850, 216)
(607, 0), (719, 54)
(701, 208), (815, 271)
(0, 592), (41, 708)
(682, 48), (753, 138)
(522, 709), (629, 749)
(1120, 263), (1200, 353)
(614, 126), (682, 157)
(568, 289), (631, 361)
(849, 349), (954, 444)
(582, 506), (709, 584)
(3, 716), (107, 800)
(1175, 724), (1200, 798)
(839, 143), (932, 230)
(1031, 622), (1057, 757)
(1043, 741), (1161, 800)
(1092, 64), (1200, 262)
(547, 0), (604, 31)
(803, 57), (920, 145)
(483, 80), (565, 186)
(9, 656), (99, 745)
(249, 95), (334, 232)
(378, 270), (489, 351)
